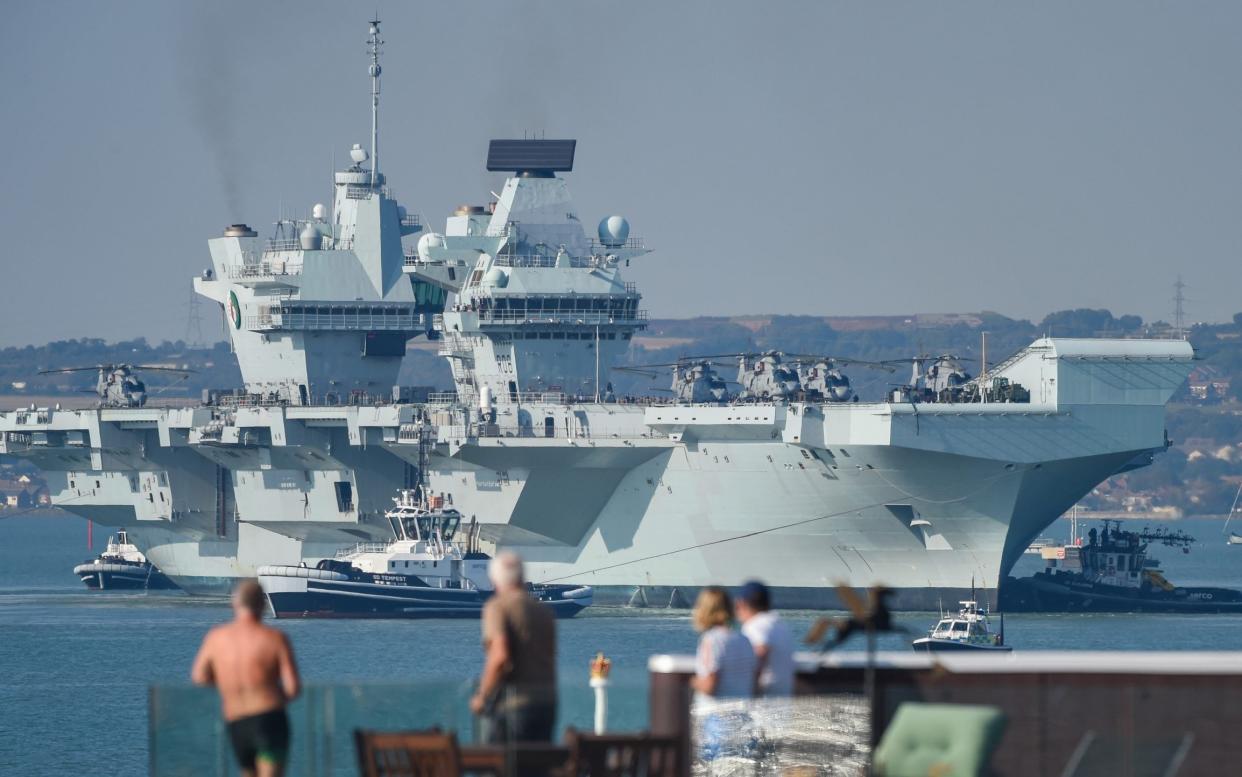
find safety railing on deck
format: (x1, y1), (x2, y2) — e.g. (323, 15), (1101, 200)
(225, 262), (302, 280)
(587, 236), (646, 252)
(247, 307), (425, 332)
(334, 541), (391, 558)
(491, 254), (596, 269)
(476, 310), (647, 325)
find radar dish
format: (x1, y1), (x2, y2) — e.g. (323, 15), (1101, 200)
(486, 139), (576, 173)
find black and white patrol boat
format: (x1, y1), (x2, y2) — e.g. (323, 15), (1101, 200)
(257, 491), (593, 619)
(73, 530), (179, 591)
(911, 599), (1011, 652)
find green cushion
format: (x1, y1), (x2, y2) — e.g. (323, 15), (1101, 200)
(872, 702), (1007, 777)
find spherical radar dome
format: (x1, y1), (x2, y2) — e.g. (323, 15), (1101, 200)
(416, 232), (446, 261)
(312, 203), (327, 221)
(597, 215), (630, 248)
(482, 267), (509, 288)
(350, 143), (369, 164)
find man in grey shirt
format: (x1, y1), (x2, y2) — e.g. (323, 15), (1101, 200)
(470, 552), (557, 744)
(736, 580), (796, 697)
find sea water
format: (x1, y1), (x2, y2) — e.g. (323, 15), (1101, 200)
(2, 513), (1241, 774)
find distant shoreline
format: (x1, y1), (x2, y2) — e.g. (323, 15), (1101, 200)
(1058, 512), (1229, 522)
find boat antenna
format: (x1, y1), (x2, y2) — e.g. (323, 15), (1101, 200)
(1224, 482), (1242, 536)
(367, 17), (383, 189)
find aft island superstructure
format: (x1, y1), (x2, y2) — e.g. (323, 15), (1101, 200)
(0, 20), (1195, 607)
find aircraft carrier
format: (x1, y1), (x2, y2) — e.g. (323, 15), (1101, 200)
(0, 21), (1194, 608)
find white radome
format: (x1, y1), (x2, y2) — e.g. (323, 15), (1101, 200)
(482, 267), (509, 288)
(597, 215), (629, 248)
(416, 232), (446, 261)
(350, 143), (369, 164)
(312, 203), (327, 221)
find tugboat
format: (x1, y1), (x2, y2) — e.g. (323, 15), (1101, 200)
(912, 599), (1011, 652)
(1001, 520), (1242, 613)
(257, 490), (593, 619)
(73, 530), (178, 590)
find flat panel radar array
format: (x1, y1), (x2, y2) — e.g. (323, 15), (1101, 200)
(486, 139), (577, 173)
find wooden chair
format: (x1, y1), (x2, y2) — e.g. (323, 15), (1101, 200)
(562, 729), (681, 777)
(354, 729), (462, 777)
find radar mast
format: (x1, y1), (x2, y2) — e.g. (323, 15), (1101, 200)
(368, 18), (383, 188)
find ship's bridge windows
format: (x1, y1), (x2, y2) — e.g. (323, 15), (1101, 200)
(440, 515), (460, 542)
(553, 332), (566, 340)
(951, 621), (967, 632)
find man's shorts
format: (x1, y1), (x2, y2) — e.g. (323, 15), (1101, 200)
(227, 708), (290, 770)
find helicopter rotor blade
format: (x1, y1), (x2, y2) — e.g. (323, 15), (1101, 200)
(38, 364), (197, 375)
(38, 367), (108, 375)
(148, 373), (193, 397)
(129, 366), (198, 373)
(782, 354), (899, 371)
(610, 366), (661, 379)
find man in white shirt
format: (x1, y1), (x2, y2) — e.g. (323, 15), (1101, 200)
(736, 580), (796, 697)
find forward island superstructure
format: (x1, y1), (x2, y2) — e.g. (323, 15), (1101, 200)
(0, 21), (1195, 607)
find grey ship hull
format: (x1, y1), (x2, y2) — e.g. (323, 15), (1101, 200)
(424, 409), (1159, 609)
(0, 337), (1193, 607)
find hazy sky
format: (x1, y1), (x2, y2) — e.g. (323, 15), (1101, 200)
(2, 1), (1240, 347)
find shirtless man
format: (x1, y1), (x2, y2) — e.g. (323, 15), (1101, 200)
(192, 579), (301, 777)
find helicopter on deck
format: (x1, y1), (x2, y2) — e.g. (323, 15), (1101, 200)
(737, 351), (898, 402)
(895, 353), (975, 403)
(885, 353), (1034, 404)
(736, 351), (803, 401)
(615, 359), (733, 403)
(617, 351), (899, 404)
(38, 364), (194, 408)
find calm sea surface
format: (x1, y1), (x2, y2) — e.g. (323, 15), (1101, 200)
(3, 513), (1242, 774)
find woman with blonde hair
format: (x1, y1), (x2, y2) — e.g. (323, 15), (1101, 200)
(690, 586), (756, 700)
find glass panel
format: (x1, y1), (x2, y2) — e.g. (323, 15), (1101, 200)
(692, 694), (869, 774)
(150, 680), (650, 777)
(441, 516), (459, 542)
